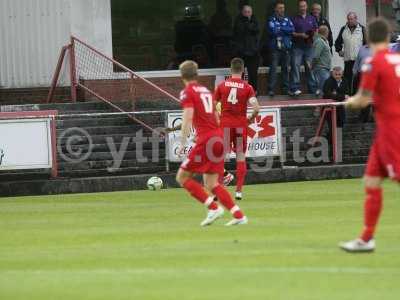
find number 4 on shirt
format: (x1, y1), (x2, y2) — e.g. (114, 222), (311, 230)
(228, 88), (238, 105)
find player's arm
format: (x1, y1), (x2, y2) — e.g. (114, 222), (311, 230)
(345, 89), (372, 110)
(162, 124), (182, 133)
(214, 85), (222, 117)
(247, 96), (260, 123)
(180, 107), (194, 148)
(214, 108), (221, 127)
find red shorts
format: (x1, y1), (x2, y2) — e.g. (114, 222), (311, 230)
(365, 136), (400, 181)
(222, 127), (248, 154)
(180, 131), (225, 175)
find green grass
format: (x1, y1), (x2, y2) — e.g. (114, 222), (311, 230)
(0, 179), (400, 300)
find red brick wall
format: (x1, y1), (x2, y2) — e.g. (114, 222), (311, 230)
(0, 87), (70, 104)
(0, 73), (281, 105)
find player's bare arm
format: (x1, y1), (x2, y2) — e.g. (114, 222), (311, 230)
(248, 96), (260, 123)
(178, 107), (194, 156)
(163, 124), (182, 133)
(214, 109), (221, 126)
(345, 89), (372, 110)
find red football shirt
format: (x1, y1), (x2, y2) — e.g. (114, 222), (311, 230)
(360, 49), (400, 129)
(214, 78), (256, 128)
(180, 82), (220, 140)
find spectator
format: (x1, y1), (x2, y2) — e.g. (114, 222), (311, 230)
(334, 12), (367, 95)
(267, 1), (294, 97)
(312, 25), (332, 97)
(353, 44), (373, 123)
(175, 5), (210, 66)
(233, 5), (260, 92)
(290, 0), (318, 96)
(311, 3), (333, 52)
(322, 67), (349, 139)
(352, 44), (372, 92)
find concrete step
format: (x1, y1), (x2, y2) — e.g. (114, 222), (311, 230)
(56, 133), (165, 146)
(57, 149), (166, 162)
(56, 125), (162, 136)
(59, 165), (166, 178)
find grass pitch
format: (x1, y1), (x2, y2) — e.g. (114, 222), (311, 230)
(0, 179), (400, 300)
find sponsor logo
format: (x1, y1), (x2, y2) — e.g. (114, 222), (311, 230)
(248, 114), (276, 139)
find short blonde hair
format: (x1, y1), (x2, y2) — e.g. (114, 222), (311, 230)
(179, 60), (198, 81)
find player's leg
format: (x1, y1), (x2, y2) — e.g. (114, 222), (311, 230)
(360, 176), (384, 242)
(222, 127), (235, 186)
(289, 48), (302, 95)
(213, 128), (235, 202)
(233, 127), (248, 200)
(340, 142), (385, 253)
(201, 173), (225, 226)
(304, 48), (317, 94)
(176, 168), (219, 212)
(204, 173), (248, 226)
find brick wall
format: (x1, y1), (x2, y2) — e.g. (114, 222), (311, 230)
(0, 73), (285, 105)
(0, 87), (70, 104)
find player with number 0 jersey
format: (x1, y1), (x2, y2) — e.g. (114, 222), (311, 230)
(175, 60), (248, 227)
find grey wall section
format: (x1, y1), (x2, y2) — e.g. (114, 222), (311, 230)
(328, 0), (367, 68)
(70, 0), (112, 57)
(0, 0), (112, 89)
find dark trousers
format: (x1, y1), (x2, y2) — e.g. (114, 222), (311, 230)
(324, 106), (346, 147)
(344, 60), (355, 95)
(242, 55), (259, 92)
(268, 49), (290, 93)
(354, 72), (372, 122)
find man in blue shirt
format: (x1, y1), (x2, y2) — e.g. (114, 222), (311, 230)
(267, 1), (294, 97)
(289, 0), (318, 96)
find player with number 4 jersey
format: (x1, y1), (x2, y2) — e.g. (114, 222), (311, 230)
(214, 58), (260, 201)
(340, 18), (400, 253)
(175, 60), (248, 227)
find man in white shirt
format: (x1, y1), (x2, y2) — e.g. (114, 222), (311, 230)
(334, 12), (367, 95)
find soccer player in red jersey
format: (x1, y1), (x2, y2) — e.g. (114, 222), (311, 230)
(175, 60), (248, 226)
(340, 18), (400, 252)
(214, 58), (260, 201)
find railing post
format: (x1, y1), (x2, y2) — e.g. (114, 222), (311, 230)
(50, 115), (59, 178)
(331, 106), (338, 163)
(47, 45), (69, 103)
(69, 37), (78, 102)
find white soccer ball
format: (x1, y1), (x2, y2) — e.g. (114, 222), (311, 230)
(147, 176), (163, 191)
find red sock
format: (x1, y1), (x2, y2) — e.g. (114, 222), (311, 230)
(212, 185), (244, 219)
(361, 187), (383, 242)
(236, 161), (247, 192)
(183, 179), (218, 210)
